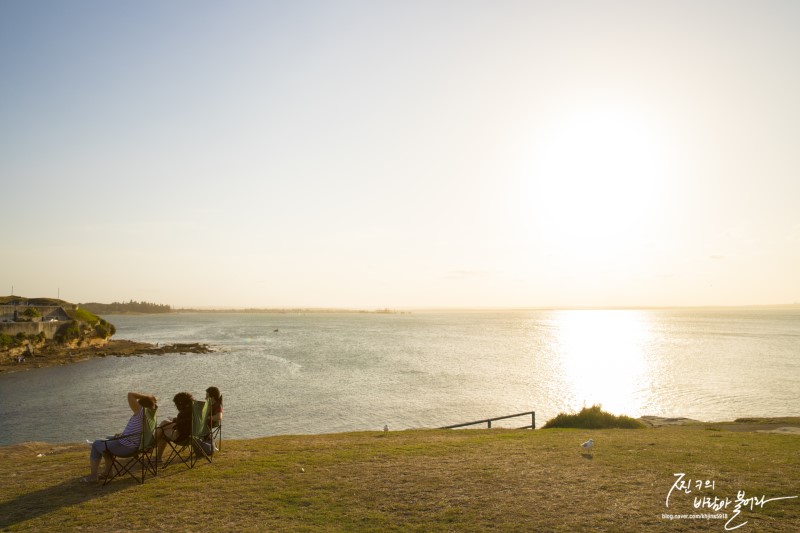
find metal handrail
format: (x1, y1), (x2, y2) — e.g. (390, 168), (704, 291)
(440, 410), (535, 430)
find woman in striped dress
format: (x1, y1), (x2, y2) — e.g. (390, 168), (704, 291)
(82, 392), (157, 482)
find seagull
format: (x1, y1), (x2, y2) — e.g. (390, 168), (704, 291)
(580, 438), (594, 454)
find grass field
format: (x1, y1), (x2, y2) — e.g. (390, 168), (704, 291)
(2, 423), (799, 532)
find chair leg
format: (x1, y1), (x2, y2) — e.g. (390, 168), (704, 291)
(163, 439), (193, 469)
(103, 453), (151, 485)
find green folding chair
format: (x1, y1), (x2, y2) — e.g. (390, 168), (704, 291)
(164, 399), (214, 469)
(209, 396), (222, 453)
(102, 406), (158, 485)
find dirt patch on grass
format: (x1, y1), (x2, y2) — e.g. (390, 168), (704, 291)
(756, 427), (800, 435)
(719, 422), (800, 434)
(2, 442), (85, 460)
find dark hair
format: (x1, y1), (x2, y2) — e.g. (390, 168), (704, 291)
(206, 386), (222, 406)
(138, 396), (157, 410)
(173, 392), (194, 412)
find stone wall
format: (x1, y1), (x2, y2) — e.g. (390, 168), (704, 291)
(0, 305), (72, 341)
(0, 321), (63, 340)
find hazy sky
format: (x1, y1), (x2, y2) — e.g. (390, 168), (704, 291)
(2, 1), (799, 309)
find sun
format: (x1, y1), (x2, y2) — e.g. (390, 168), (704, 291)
(527, 105), (670, 264)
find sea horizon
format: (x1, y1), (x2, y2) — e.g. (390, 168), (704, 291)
(166, 303), (800, 312)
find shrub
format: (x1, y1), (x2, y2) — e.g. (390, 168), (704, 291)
(542, 405), (645, 429)
(97, 319), (116, 338)
(56, 321), (82, 343)
(22, 307), (41, 318)
(0, 333), (13, 347)
(95, 322), (110, 338)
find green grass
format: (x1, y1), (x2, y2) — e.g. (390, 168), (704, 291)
(2, 425), (799, 532)
(65, 307), (101, 325)
(542, 404), (646, 429)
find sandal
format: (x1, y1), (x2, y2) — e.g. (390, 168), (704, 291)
(80, 476), (98, 483)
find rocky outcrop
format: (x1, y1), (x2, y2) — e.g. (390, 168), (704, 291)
(0, 340), (213, 373)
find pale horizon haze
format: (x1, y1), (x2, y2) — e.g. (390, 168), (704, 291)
(2, 1), (799, 309)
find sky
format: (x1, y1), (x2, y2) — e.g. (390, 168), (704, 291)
(2, 1), (799, 309)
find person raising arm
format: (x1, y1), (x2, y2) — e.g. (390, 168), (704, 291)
(83, 392), (157, 482)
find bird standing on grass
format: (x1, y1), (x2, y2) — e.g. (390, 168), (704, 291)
(580, 438), (594, 454)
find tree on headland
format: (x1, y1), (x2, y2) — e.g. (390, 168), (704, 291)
(79, 300), (172, 314)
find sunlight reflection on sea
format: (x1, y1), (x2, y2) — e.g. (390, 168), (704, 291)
(0, 309), (798, 445)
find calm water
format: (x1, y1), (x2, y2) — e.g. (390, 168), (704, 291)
(1, 309), (798, 445)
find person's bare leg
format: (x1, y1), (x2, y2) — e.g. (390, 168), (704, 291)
(86, 440), (104, 481)
(88, 457), (101, 481)
(101, 454), (113, 478)
(156, 428), (167, 461)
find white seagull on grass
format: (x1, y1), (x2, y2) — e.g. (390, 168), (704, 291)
(580, 438), (594, 454)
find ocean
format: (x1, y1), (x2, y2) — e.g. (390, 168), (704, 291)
(0, 308), (798, 446)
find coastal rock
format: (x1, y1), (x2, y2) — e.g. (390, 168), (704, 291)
(0, 340), (214, 373)
(638, 416), (703, 427)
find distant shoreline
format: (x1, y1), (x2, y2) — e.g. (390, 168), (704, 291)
(118, 304), (800, 315)
(176, 308), (407, 314)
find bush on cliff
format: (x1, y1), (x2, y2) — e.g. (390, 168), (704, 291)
(56, 321), (83, 343)
(95, 322), (111, 339)
(543, 405), (645, 429)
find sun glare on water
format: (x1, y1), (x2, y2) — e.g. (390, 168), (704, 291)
(550, 310), (654, 417)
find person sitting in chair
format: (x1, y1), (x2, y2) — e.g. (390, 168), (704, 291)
(155, 392), (194, 463)
(206, 386), (223, 427)
(82, 391), (157, 482)
(202, 386), (223, 454)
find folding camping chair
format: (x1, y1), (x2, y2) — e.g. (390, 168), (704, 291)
(102, 406), (158, 485)
(163, 399), (213, 469)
